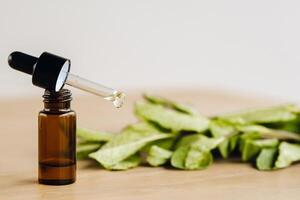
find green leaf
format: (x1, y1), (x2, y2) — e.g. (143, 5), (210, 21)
(219, 104), (297, 125)
(229, 135), (239, 152)
(141, 137), (175, 153)
(209, 120), (238, 158)
(147, 145), (173, 166)
(237, 124), (270, 133)
(275, 142), (300, 169)
(123, 122), (163, 133)
(265, 119), (300, 133)
(77, 143), (102, 159)
(124, 123), (174, 154)
(135, 102), (209, 132)
(239, 132), (261, 154)
(237, 125), (300, 141)
(184, 147), (213, 170)
(241, 140), (261, 161)
(171, 146), (190, 169)
(253, 139), (280, 147)
(77, 127), (113, 142)
(256, 148), (277, 170)
(171, 145), (213, 170)
(89, 130), (172, 169)
(241, 138), (279, 161)
(144, 94), (199, 115)
(153, 138), (175, 149)
(171, 135), (222, 170)
(175, 135), (199, 148)
(108, 154), (141, 170)
(218, 140), (230, 158)
(176, 135), (224, 151)
(210, 120), (236, 136)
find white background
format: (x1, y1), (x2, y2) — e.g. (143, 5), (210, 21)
(0, 0), (299, 100)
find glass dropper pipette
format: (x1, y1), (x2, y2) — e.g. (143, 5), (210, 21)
(65, 73), (125, 108)
(8, 51), (125, 108)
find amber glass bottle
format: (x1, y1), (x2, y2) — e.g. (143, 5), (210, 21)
(38, 89), (76, 185)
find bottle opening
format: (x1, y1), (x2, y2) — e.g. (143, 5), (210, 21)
(43, 89), (72, 103)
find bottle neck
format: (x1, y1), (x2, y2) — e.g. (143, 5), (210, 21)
(44, 101), (71, 112)
(43, 89), (72, 112)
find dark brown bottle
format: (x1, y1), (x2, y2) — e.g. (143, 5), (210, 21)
(38, 89), (76, 185)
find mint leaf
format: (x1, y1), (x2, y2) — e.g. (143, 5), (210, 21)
(171, 146), (190, 169)
(77, 143), (102, 159)
(229, 135), (239, 152)
(239, 132), (261, 153)
(144, 94), (199, 115)
(275, 142), (300, 169)
(135, 102), (209, 132)
(123, 122), (163, 133)
(209, 120), (238, 158)
(210, 120), (237, 137)
(141, 137), (175, 153)
(147, 145), (173, 166)
(266, 119), (300, 133)
(240, 140), (260, 161)
(175, 135), (224, 151)
(237, 125), (300, 141)
(256, 148), (277, 170)
(77, 127), (113, 142)
(108, 154), (141, 170)
(184, 147), (213, 170)
(219, 105), (297, 125)
(171, 135), (222, 170)
(89, 130), (172, 169)
(126, 122), (174, 153)
(241, 138), (279, 161)
(171, 145), (213, 170)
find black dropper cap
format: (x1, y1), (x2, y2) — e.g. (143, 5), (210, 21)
(8, 51), (71, 91)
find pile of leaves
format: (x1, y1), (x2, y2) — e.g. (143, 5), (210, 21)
(77, 94), (300, 171)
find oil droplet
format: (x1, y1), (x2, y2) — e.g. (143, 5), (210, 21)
(104, 91), (125, 108)
(112, 92), (125, 108)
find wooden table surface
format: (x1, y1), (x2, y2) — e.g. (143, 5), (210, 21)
(0, 89), (299, 200)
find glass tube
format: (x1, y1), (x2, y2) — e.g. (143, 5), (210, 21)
(65, 73), (125, 108)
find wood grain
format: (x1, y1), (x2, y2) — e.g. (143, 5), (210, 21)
(0, 89), (299, 200)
